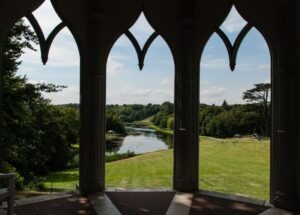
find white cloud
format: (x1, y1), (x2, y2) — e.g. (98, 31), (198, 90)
(21, 1), (80, 68)
(200, 82), (248, 105)
(18, 66), (37, 74)
(28, 80), (47, 84)
(31, 1), (62, 36)
(20, 29), (79, 68)
(201, 55), (267, 74)
(221, 7), (247, 33)
(107, 53), (133, 75)
(159, 59), (175, 68)
(43, 86), (79, 104)
(258, 64), (270, 73)
(107, 57), (124, 75)
(130, 13), (154, 36)
(20, 47), (41, 65)
(23, 79), (79, 104)
(47, 37), (80, 67)
(128, 13), (155, 46)
(107, 84), (173, 105)
(110, 13), (155, 48)
(201, 86), (226, 99)
(160, 77), (172, 86)
(201, 58), (228, 70)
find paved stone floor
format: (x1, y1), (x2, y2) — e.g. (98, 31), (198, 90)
(2, 190), (298, 215)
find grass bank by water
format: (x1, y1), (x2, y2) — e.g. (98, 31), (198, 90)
(135, 117), (173, 135)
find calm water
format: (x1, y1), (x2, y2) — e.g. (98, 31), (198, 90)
(106, 127), (173, 154)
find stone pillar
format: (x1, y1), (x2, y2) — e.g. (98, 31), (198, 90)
(0, 39), (4, 157)
(271, 6), (298, 211)
(79, 13), (106, 193)
(173, 17), (199, 191)
(52, 0), (142, 194)
(295, 0), (300, 211)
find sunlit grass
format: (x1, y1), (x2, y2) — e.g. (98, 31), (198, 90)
(44, 137), (270, 200)
(199, 136), (270, 199)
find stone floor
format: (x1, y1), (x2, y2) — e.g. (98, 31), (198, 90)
(0, 190), (297, 215)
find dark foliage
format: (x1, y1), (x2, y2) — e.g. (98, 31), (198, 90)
(243, 83), (271, 136)
(0, 20), (79, 188)
(151, 102), (174, 129)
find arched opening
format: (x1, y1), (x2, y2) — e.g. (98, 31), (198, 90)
(0, 1), (80, 198)
(199, 6), (271, 200)
(105, 13), (175, 189)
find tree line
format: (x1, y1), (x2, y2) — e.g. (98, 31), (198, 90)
(103, 90), (271, 139)
(146, 100), (270, 138)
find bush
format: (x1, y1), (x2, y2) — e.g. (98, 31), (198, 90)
(167, 117), (174, 130)
(0, 160), (24, 190)
(105, 151), (136, 162)
(26, 176), (46, 191)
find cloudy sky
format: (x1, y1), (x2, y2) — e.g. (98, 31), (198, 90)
(19, 1), (270, 105)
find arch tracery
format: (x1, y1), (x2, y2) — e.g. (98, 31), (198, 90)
(124, 30), (159, 71)
(25, 13), (66, 65)
(216, 23), (252, 71)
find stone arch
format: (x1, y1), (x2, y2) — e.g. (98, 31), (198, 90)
(199, 6), (272, 197)
(0, 0), (45, 43)
(105, 11), (176, 188)
(234, 0), (298, 210)
(49, 0), (144, 192)
(49, 0), (83, 63)
(143, 0), (233, 191)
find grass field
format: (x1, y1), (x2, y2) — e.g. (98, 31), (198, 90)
(44, 137), (270, 200)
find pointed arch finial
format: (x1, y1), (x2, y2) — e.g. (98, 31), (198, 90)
(125, 30), (159, 71)
(216, 23), (252, 71)
(26, 13), (66, 65)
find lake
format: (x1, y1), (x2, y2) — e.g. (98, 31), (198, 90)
(106, 127), (173, 154)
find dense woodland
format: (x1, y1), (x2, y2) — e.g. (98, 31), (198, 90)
(0, 20), (270, 190)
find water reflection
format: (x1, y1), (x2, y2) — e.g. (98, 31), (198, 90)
(106, 139), (123, 153)
(106, 127), (173, 154)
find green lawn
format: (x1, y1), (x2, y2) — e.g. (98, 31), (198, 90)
(199, 136), (270, 199)
(44, 137), (270, 200)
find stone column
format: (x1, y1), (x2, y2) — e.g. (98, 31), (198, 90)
(0, 38), (4, 157)
(79, 13), (106, 193)
(295, 0), (300, 211)
(173, 17), (199, 191)
(52, 0), (142, 194)
(271, 6), (298, 211)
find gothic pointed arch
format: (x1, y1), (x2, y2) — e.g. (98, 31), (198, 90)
(0, 0), (44, 43)
(234, 0), (298, 210)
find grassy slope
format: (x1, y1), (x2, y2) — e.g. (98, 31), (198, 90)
(44, 137), (270, 200)
(199, 136), (270, 199)
(136, 116), (173, 135)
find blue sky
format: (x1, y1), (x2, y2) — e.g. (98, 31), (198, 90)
(19, 1), (270, 105)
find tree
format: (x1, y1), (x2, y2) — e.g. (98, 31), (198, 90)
(151, 102), (174, 129)
(243, 83), (271, 136)
(1, 20), (79, 187)
(167, 117), (174, 130)
(222, 100), (228, 107)
(222, 100), (230, 111)
(1, 19), (39, 178)
(106, 113), (126, 134)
